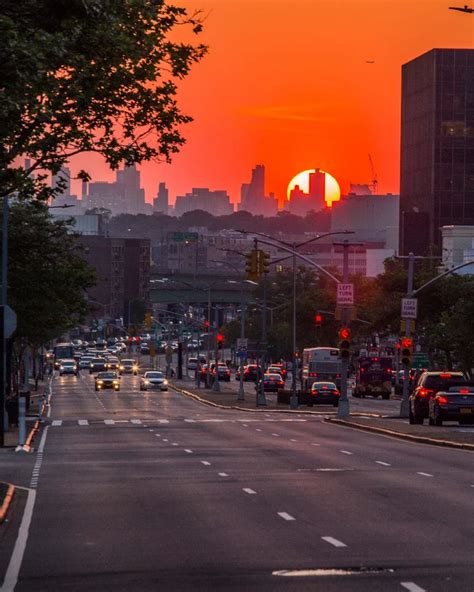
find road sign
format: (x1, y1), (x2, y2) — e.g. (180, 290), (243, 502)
(2, 305), (17, 338)
(236, 338), (248, 349)
(172, 232), (199, 243)
(337, 283), (354, 306)
(401, 298), (418, 319)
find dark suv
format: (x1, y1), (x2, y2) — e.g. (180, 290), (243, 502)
(409, 371), (466, 424)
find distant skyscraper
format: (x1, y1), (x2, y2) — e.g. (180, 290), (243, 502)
(288, 169), (326, 216)
(400, 48), (474, 255)
(153, 182), (169, 215)
(87, 164), (146, 215)
(174, 188), (233, 217)
(239, 164), (278, 216)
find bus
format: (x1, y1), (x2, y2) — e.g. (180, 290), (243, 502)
(301, 347), (342, 390)
(53, 342), (75, 368)
(354, 356), (392, 399)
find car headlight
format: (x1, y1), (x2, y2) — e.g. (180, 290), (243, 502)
(60, 366), (64, 370)
(119, 365), (124, 370)
(144, 380), (150, 385)
(113, 380), (119, 385)
(163, 379), (168, 385)
(133, 366), (138, 371)
(97, 380), (104, 384)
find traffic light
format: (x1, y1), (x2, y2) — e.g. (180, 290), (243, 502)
(204, 320), (210, 332)
(216, 333), (224, 349)
(339, 327), (351, 359)
(245, 250), (259, 281)
(400, 336), (413, 367)
(315, 313), (322, 328)
(258, 250), (271, 275)
(144, 312), (153, 330)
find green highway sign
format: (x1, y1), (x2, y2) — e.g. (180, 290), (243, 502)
(172, 232), (199, 243)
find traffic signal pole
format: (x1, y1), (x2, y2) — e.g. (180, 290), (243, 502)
(257, 268), (267, 406)
(337, 241), (350, 418)
(400, 252), (415, 418)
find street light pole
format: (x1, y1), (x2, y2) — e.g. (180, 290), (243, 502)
(400, 252), (415, 418)
(212, 305), (220, 392)
(257, 270), (268, 406)
(338, 240), (351, 418)
(0, 196), (9, 444)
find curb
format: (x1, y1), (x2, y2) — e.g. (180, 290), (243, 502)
(170, 384), (382, 418)
(0, 484), (16, 523)
(325, 418), (474, 451)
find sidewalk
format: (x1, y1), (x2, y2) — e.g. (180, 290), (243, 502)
(326, 415), (474, 450)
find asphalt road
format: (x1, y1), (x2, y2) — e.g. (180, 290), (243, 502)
(0, 371), (473, 591)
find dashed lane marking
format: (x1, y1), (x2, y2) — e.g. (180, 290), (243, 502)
(162, 439), (168, 442)
(104, 419), (115, 425)
(78, 420), (89, 426)
(184, 449), (193, 454)
(243, 488), (257, 495)
(321, 536), (347, 548)
(401, 583), (426, 592)
(272, 433), (280, 437)
(201, 461), (211, 466)
(130, 419), (142, 424)
(375, 461), (391, 467)
(340, 450), (353, 455)
(51, 420), (62, 427)
(172, 443), (179, 446)
(218, 473), (229, 477)
(277, 512), (295, 521)
(290, 439), (298, 442)
(417, 472), (433, 477)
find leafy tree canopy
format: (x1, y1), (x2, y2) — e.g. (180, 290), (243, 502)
(0, 0), (206, 202)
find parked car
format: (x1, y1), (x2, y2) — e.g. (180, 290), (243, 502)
(119, 359), (139, 375)
(428, 385), (474, 426)
(409, 371), (466, 424)
(140, 371), (168, 391)
(95, 372), (120, 391)
(308, 381), (340, 407)
(257, 373), (284, 392)
(59, 359), (78, 376)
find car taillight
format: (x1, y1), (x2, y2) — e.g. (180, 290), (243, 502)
(418, 388), (433, 398)
(437, 396), (449, 405)
(333, 390), (340, 396)
(439, 373), (452, 378)
(458, 388), (470, 394)
(386, 368), (391, 374)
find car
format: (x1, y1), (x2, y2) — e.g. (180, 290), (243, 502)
(267, 365), (286, 380)
(257, 373), (285, 392)
(236, 364), (262, 382)
(89, 357), (107, 374)
(187, 356), (206, 370)
(140, 371), (168, 391)
(409, 371), (466, 424)
(140, 343), (150, 355)
(210, 363), (231, 382)
(119, 359), (139, 375)
(95, 371), (120, 391)
(79, 356), (93, 369)
(106, 357), (121, 371)
(59, 359), (78, 376)
(308, 381), (340, 407)
(428, 385), (474, 426)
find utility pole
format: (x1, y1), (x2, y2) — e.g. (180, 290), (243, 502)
(257, 267), (267, 406)
(212, 305), (220, 392)
(338, 240), (351, 418)
(237, 284), (245, 401)
(206, 288), (211, 388)
(400, 252), (415, 418)
(290, 250), (298, 409)
(0, 196), (9, 445)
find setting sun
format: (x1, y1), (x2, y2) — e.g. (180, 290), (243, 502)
(287, 169), (341, 207)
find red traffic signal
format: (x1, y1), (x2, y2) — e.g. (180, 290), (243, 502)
(339, 327), (351, 340)
(216, 333), (224, 343)
(401, 337), (413, 348)
(204, 320), (210, 331)
(315, 314), (322, 326)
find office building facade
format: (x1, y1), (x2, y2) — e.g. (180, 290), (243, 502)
(400, 48), (474, 255)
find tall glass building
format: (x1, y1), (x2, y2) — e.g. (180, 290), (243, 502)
(400, 48), (474, 255)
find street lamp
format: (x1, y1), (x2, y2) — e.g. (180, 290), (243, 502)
(235, 229), (354, 409)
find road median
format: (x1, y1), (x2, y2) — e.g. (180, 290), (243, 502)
(325, 416), (474, 450)
(0, 483), (16, 523)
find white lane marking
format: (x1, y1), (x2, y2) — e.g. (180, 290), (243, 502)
(149, 429), (154, 432)
(321, 536), (347, 548)
(162, 439), (168, 442)
(340, 450), (353, 455)
(256, 429), (262, 432)
(1, 488), (37, 592)
(272, 433), (280, 437)
(311, 443), (320, 447)
(172, 443), (179, 446)
(158, 419), (170, 423)
(290, 439), (298, 442)
(277, 512), (295, 521)
(375, 461), (391, 467)
(417, 472), (433, 477)
(218, 472), (229, 477)
(184, 419), (196, 423)
(201, 461), (211, 466)
(243, 488), (257, 495)
(242, 424), (248, 427)
(130, 419), (142, 424)
(401, 583), (426, 592)
(78, 419), (89, 426)
(184, 449), (193, 454)
(38, 427), (49, 454)
(51, 420), (62, 427)
(104, 419), (115, 425)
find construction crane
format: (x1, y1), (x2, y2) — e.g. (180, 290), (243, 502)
(368, 154), (378, 195)
(449, 5), (473, 13)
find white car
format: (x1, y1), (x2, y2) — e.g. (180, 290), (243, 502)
(140, 371), (168, 391)
(59, 359), (78, 376)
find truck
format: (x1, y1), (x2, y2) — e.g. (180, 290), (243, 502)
(354, 356), (392, 399)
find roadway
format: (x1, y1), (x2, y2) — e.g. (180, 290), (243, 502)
(0, 371), (473, 591)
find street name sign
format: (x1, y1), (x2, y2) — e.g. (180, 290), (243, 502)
(2, 305), (17, 338)
(337, 283), (354, 306)
(401, 298), (418, 319)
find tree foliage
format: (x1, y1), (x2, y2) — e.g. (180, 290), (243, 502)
(0, 0), (206, 201)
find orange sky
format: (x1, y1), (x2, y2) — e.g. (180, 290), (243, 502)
(71, 0), (473, 206)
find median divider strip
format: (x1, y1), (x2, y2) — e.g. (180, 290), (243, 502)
(0, 484), (16, 523)
(326, 418), (474, 451)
